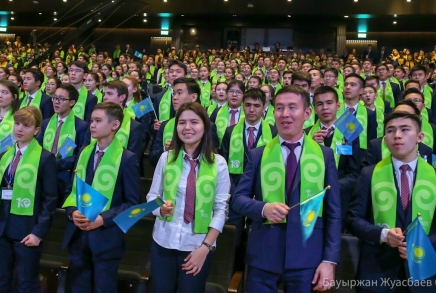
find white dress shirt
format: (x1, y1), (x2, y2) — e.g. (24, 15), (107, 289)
(147, 151), (230, 252)
(279, 134), (304, 165)
(245, 120), (261, 146)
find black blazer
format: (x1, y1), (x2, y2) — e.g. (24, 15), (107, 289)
(63, 147), (140, 260)
(0, 149), (57, 240)
(149, 119), (220, 166)
(82, 92), (98, 124)
(19, 91), (54, 120)
(346, 165), (436, 293)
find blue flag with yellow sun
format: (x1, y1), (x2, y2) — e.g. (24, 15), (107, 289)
(76, 176), (109, 222)
(57, 136), (77, 159)
(132, 97), (154, 118)
(300, 187), (327, 245)
(334, 109), (363, 143)
(0, 134), (14, 153)
(114, 197), (165, 233)
(406, 216), (436, 281)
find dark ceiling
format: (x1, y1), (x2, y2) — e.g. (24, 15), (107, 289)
(2, 0), (436, 31)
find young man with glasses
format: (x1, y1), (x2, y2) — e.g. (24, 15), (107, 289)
(68, 61), (97, 123)
(36, 83), (89, 206)
(375, 63), (401, 108)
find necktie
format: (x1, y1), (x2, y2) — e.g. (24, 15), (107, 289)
(247, 127), (256, 150)
(400, 164), (411, 210)
(322, 126), (334, 138)
(51, 120), (64, 154)
(94, 151), (104, 171)
(184, 155), (198, 224)
(381, 81), (386, 98)
(10, 150), (22, 179)
(27, 95), (33, 106)
(348, 107), (355, 114)
(283, 142), (301, 196)
(229, 109), (238, 126)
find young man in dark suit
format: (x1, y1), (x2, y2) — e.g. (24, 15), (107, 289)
(36, 83), (89, 206)
(0, 106), (58, 292)
(20, 68), (54, 120)
(232, 85), (341, 292)
(307, 86), (364, 229)
(398, 79), (435, 124)
(347, 111), (436, 293)
(62, 102), (140, 293)
(375, 63), (402, 107)
(410, 64), (436, 119)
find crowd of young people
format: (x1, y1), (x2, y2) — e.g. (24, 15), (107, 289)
(0, 39), (436, 293)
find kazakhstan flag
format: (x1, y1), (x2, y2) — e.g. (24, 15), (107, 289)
(0, 134), (14, 153)
(132, 97), (154, 118)
(114, 197), (165, 233)
(334, 109), (363, 143)
(300, 187), (327, 244)
(406, 216), (436, 281)
(57, 136), (77, 159)
(76, 176), (109, 222)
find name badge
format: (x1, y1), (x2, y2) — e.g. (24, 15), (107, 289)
(1, 188), (12, 200)
(336, 144), (353, 155)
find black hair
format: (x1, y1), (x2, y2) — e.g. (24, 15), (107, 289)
(243, 88), (266, 105)
(384, 111), (421, 132)
(313, 86), (338, 103)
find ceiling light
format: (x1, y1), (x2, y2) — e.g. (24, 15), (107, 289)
(407, 0), (411, 2)
(143, 13), (147, 16)
(394, 14), (397, 17)
(98, 19), (101, 22)
(9, 0), (13, 2)
(181, 14), (184, 16)
(164, 0), (167, 2)
(11, 11), (14, 15)
(287, 15), (291, 17)
(393, 21), (397, 24)
(143, 19), (147, 22)
(54, 18), (57, 21)
(54, 11), (57, 15)
(39, 12), (42, 15)
(344, 15), (349, 18)
(10, 17), (14, 20)
(287, 0), (292, 2)
(354, 0), (358, 2)
(233, 14), (237, 16)
(224, 0), (228, 2)
(63, 0), (67, 2)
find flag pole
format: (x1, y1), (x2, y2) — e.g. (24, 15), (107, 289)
(403, 213), (421, 235)
(288, 185), (330, 211)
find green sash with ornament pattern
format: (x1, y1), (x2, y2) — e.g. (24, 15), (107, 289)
(263, 105), (275, 125)
(0, 108), (15, 140)
(215, 105), (245, 145)
(159, 88), (172, 121)
(72, 85), (89, 120)
(198, 80), (211, 107)
(20, 90), (43, 109)
(308, 120), (342, 167)
(43, 111), (76, 157)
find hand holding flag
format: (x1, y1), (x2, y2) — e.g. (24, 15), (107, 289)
(334, 110), (363, 143)
(76, 176), (109, 222)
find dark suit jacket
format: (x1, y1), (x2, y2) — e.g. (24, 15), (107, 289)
(364, 107), (378, 144)
(387, 81), (402, 106)
(398, 91), (436, 123)
(231, 144), (341, 274)
(19, 91), (54, 120)
(0, 149), (57, 240)
(362, 137), (433, 168)
(83, 92), (98, 124)
(149, 119), (220, 166)
(346, 165), (436, 293)
(62, 147), (140, 260)
(36, 116), (89, 205)
(83, 118), (144, 161)
(363, 50), (376, 63)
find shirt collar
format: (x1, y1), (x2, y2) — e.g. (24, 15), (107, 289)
(346, 103), (359, 112)
(245, 120), (261, 131)
(57, 114), (68, 123)
(279, 133), (304, 146)
(28, 90), (38, 99)
(16, 143), (29, 155)
(95, 144), (109, 154)
(228, 106), (240, 112)
(182, 150), (200, 161)
(392, 157), (418, 173)
(320, 122), (335, 129)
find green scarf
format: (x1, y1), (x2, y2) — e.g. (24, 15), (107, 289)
(336, 88), (344, 104)
(260, 135), (325, 224)
(421, 107), (429, 123)
(63, 138), (123, 211)
(371, 156), (436, 234)
(228, 119), (272, 174)
(159, 88), (172, 121)
(163, 118), (175, 146)
(212, 74), (225, 84)
(0, 108), (14, 139)
(263, 105), (275, 125)
(207, 102), (218, 117)
(374, 95), (385, 113)
(308, 120), (342, 167)
(272, 83), (282, 95)
(20, 90), (43, 109)
(421, 119), (434, 149)
(72, 85), (89, 120)
(338, 103), (369, 149)
(162, 150), (218, 233)
(303, 104), (315, 129)
(125, 99), (138, 118)
(377, 81), (395, 108)
(424, 85), (433, 108)
(43, 111), (76, 156)
(198, 80), (211, 107)
(215, 104), (245, 145)
(94, 90), (103, 104)
(0, 139), (42, 216)
(115, 112), (132, 148)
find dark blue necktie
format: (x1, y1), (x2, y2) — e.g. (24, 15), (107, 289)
(283, 142), (300, 199)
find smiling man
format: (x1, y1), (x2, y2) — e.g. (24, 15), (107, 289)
(232, 85), (341, 293)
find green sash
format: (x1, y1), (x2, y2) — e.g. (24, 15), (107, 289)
(162, 150), (218, 233)
(375, 108), (384, 138)
(72, 85), (89, 120)
(336, 88), (344, 104)
(115, 112), (132, 148)
(338, 103), (369, 149)
(63, 138), (123, 211)
(215, 105), (245, 145)
(421, 107), (429, 123)
(228, 119), (272, 174)
(207, 102), (218, 117)
(308, 120), (342, 167)
(0, 108), (14, 140)
(263, 105), (275, 125)
(125, 99), (137, 118)
(43, 111), (76, 157)
(272, 83), (282, 95)
(159, 88), (172, 121)
(371, 156), (436, 234)
(421, 120), (434, 149)
(303, 104), (315, 129)
(212, 74), (225, 84)
(424, 85), (433, 108)
(375, 95), (385, 113)
(377, 81), (395, 108)
(198, 80), (211, 107)
(337, 72), (344, 90)
(163, 118), (175, 146)
(0, 139), (42, 216)
(20, 90), (43, 109)
(260, 135), (325, 224)
(94, 90), (103, 104)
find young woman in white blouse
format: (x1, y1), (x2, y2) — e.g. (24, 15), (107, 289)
(147, 102), (230, 293)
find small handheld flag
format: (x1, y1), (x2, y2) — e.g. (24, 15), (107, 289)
(132, 97), (154, 118)
(0, 134), (14, 153)
(114, 197), (165, 233)
(300, 186), (329, 244)
(334, 110), (363, 143)
(76, 176), (109, 222)
(134, 51), (143, 59)
(432, 154), (436, 169)
(406, 214), (436, 281)
(57, 136), (77, 159)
